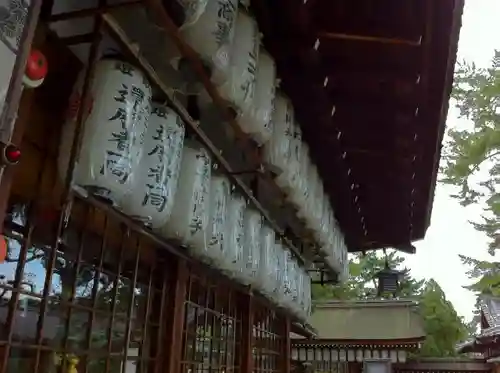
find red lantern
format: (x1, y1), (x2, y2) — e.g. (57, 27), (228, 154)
(23, 49), (48, 89)
(1, 143), (21, 165)
(26, 49), (48, 80)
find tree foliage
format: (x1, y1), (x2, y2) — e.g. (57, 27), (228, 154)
(459, 253), (500, 334)
(418, 280), (467, 357)
(442, 49), (500, 335)
(312, 251), (466, 358)
(442, 49), (500, 254)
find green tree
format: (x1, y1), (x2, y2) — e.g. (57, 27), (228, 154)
(458, 254), (500, 333)
(442, 49), (500, 334)
(418, 279), (467, 357)
(442, 50), (500, 254)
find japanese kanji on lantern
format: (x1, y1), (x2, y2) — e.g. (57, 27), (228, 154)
(220, 193), (246, 278)
(241, 208), (262, 285)
(290, 141), (310, 214)
(58, 58), (152, 204)
(277, 120), (302, 195)
(203, 174), (231, 264)
(239, 49), (277, 145)
(216, 9), (259, 115)
(120, 103), (185, 228)
(262, 92), (294, 185)
(257, 224), (278, 296)
(161, 140), (211, 251)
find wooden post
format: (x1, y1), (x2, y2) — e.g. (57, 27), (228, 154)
(240, 293), (254, 373)
(162, 259), (189, 373)
(281, 316), (291, 373)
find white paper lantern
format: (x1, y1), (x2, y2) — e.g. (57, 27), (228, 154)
(262, 92), (294, 180)
(58, 59), (152, 204)
(180, 0), (239, 85)
(241, 208), (262, 285)
(204, 175), (231, 264)
(303, 165), (322, 231)
(327, 224), (340, 270)
(333, 228), (349, 282)
(293, 143), (310, 217)
(222, 194), (247, 278)
(287, 257), (299, 313)
(258, 224), (277, 295)
(301, 269), (312, 321)
(239, 49), (276, 145)
(303, 164), (318, 220)
(340, 243), (349, 282)
(270, 241), (284, 305)
(323, 222), (349, 282)
(316, 202), (333, 249)
(277, 121), (302, 196)
(177, 0), (209, 27)
(296, 266), (306, 319)
(161, 141), (211, 251)
(120, 104), (185, 228)
(218, 10), (259, 115)
(295, 267), (307, 320)
(275, 241), (291, 307)
(325, 208), (337, 249)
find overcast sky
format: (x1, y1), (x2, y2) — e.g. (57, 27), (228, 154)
(402, 0), (500, 322)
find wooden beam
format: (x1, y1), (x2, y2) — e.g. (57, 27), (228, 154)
(318, 32), (422, 47)
(292, 338), (424, 346)
(394, 359), (492, 372)
(48, 1), (140, 22)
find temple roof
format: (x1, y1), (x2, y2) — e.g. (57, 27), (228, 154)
(306, 300), (425, 342)
(457, 295), (500, 354)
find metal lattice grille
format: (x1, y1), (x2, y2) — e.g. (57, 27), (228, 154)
(0, 199), (172, 373)
(181, 266), (242, 373)
(252, 305), (283, 373)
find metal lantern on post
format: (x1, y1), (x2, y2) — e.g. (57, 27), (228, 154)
(375, 252), (402, 297)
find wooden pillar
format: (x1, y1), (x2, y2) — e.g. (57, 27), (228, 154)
(162, 259), (188, 373)
(281, 317), (291, 373)
(240, 293), (254, 373)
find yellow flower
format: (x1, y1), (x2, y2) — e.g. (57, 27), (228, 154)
(54, 353), (79, 373)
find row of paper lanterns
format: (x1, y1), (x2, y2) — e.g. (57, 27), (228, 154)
(171, 0), (349, 279)
(57, 59), (311, 321)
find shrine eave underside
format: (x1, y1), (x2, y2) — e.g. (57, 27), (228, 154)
(248, 0), (464, 252)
